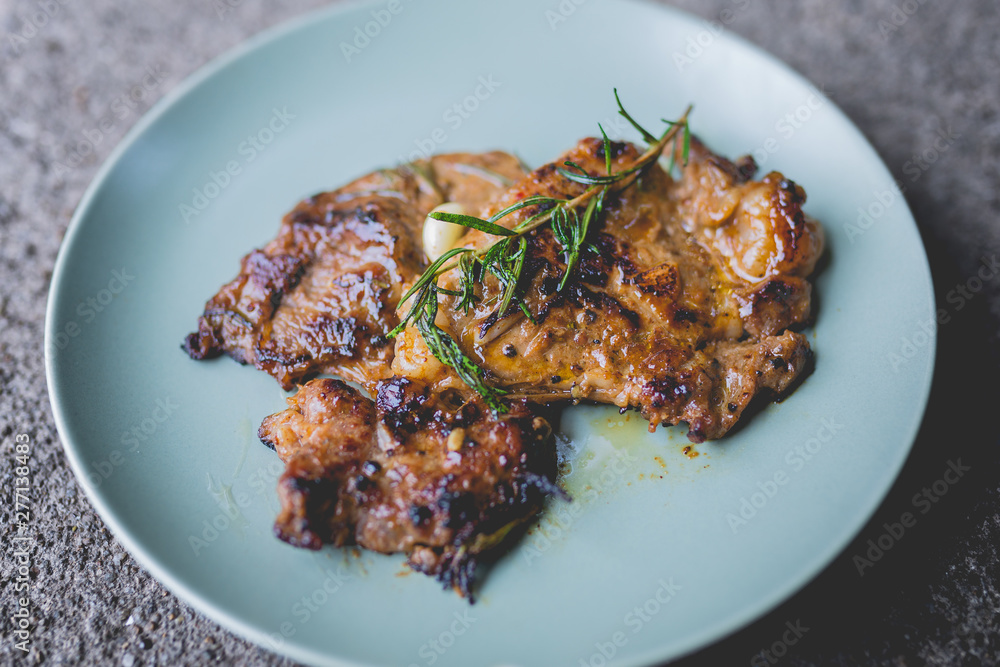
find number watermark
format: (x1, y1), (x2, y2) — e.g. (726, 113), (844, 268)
(10, 433), (33, 653)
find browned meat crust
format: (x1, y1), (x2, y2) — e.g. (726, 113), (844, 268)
(183, 152), (526, 390)
(258, 377), (557, 597)
(391, 137), (823, 441)
(189, 134), (825, 597)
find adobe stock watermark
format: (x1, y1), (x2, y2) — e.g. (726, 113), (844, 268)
(520, 447), (636, 566)
(544, 0), (588, 31)
(179, 107), (296, 224)
(888, 255), (999, 373)
(841, 181), (904, 245)
(213, 0), (243, 20)
(853, 459), (970, 576)
(877, 0), (930, 40)
(394, 75), (501, 165)
(749, 86), (832, 169)
(266, 566), (356, 650)
(340, 0), (414, 63)
(247, 457), (287, 497)
(188, 482), (252, 556)
(726, 417), (845, 534)
(84, 396), (180, 489)
(10, 433), (33, 654)
(578, 578), (682, 667)
(750, 619), (810, 666)
(49, 267), (135, 350)
(405, 611), (477, 667)
(5, 0), (74, 58)
(900, 121), (963, 183)
(672, 0), (752, 71)
(52, 65), (170, 175)
(843, 121), (961, 244)
(119, 397), (180, 453)
(188, 456), (288, 556)
(944, 255), (999, 312)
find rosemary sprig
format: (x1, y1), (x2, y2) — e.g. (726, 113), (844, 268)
(426, 211), (516, 237)
(412, 286), (509, 414)
(390, 91), (693, 412)
(552, 191), (603, 291)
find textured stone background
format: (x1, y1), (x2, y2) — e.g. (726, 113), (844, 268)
(0, 0), (997, 665)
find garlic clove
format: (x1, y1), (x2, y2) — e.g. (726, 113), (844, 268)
(423, 202), (468, 261)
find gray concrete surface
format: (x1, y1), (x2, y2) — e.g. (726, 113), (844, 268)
(1, 0), (998, 665)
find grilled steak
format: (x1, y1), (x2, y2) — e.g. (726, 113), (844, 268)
(258, 377), (557, 597)
(183, 152), (526, 389)
(187, 131), (825, 597)
(391, 137), (823, 441)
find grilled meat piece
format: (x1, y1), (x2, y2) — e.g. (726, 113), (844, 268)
(184, 152), (526, 390)
(191, 130), (825, 598)
(391, 137), (824, 441)
(258, 377), (557, 597)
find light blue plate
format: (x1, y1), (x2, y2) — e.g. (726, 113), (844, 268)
(45, 1), (935, 665)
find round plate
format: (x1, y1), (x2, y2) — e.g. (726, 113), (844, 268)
(46, 1), (935, 665)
